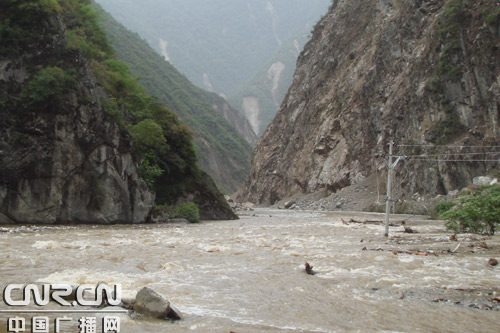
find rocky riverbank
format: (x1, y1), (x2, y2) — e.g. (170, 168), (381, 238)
(244, 175), (500, 216)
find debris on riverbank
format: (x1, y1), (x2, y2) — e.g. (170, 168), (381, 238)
(255, 175), (499, 217)
(304, 262), (316, 275)
(408, 287), (500, 312)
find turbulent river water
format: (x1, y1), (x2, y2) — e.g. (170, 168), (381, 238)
(1, 209), (499, 332)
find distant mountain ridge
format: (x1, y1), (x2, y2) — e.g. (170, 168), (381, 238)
(228, 33), (312, 135)
(98, 7), (256, 193)
(95, 0), (331, 135)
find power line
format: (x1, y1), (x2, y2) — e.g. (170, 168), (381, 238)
(377, 141), (500, 237)
(406, 158), (500, 162)
(403, 151), (500, 158)
(397, 144), (500, 148)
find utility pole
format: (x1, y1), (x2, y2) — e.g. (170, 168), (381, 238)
(384, 141), (402, 237)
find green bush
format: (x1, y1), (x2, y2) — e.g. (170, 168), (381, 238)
(486, 11), (499, 26)
(101, 99), (120, 116)
(18, 0), (61, 13)
(21, 66), (76, 110)
(430, 201), (455, 219)
(442, 185), (500, 235)
(0, 0), (63, 57)
(137, 155), (164, 188)
(129, 119), (167, 150)
(366, 203), (386, 213)
(172, 202), (200, 223)
(427, 116), (466, 144)
(427, 75), (443, 93)
(64, 0), (111, 61)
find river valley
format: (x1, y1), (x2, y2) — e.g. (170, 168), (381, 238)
(1, 209), (499, 332)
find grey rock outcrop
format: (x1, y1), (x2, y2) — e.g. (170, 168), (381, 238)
(0, 13), (154, 224)
(473, 176), (498, 186)
(239, 0), (500, 205)
(133, 287), (181, 320)
(181, 171), (238, 220)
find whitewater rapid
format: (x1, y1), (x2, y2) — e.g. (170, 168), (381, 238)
(1, 209), (499, 332)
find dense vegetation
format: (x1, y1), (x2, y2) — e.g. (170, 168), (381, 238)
(63, 0), (201, 203)
(0, 0), (60, 57)
(156, 202), (200, 223)
(0, 0), (76, 111)
(96, 7), (252, 193)
(1, 0), (202, 206)
(434, 185), (500, 235)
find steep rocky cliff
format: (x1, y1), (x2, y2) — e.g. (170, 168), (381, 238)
(0, 8), (154, 223)
(239, 0), (500, 205)
(0, 0), (236, 223)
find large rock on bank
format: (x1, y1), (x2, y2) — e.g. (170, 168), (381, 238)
(133, 287), (181, 320)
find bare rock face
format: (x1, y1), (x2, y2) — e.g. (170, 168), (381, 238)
(0, 15), (154, 224)
(239, 0), (500, 205)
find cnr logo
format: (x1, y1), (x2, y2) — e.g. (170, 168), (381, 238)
(3, 284), (121, 307)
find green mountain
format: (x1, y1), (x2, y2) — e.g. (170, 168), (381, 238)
(0, 0), (236, 222)
(97, 7), (254, 193)
(95, 0), (331, 134)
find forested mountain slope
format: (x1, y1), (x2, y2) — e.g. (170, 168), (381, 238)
(0, 0), (235, 223)
(96, 0), (330, 95)
(98, 8), (255, 193)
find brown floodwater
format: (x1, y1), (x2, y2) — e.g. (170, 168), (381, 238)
(0, 209), (499, 332)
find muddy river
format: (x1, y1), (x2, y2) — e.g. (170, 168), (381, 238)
(1, 209), (499, 332)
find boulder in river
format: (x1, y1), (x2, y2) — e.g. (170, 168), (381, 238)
(305, 262), (317, 275)
(133, 287), (181, 320)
